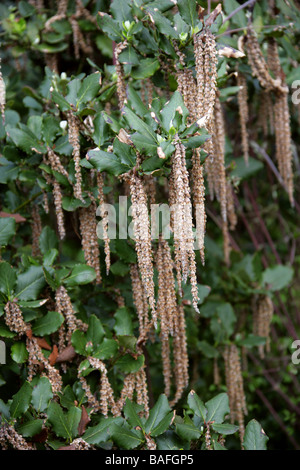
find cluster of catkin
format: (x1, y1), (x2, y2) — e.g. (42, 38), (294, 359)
(79, 200), (102, 284)
(175, 48), (206, 265)
(169, 140), (199, 312)
(193, 30), (235, 264)
(245, 28), (294, 205)
(114, 40), (128, 110)
(156, 238), (189, 405)
(223, 344), (247, 444)
(4, 301), (63, 393)
(42, 153), (66, 240)
(0, 423), (34, 450)
(79, 357), (149, 418)
(252, 295), (273, 358)
(55, 285), (88, 350)
(129, 174), (157, 324)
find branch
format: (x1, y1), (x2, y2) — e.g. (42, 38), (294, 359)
(222, 0), (256, 24)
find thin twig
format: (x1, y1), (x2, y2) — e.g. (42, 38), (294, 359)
(222, 0), (256, 24)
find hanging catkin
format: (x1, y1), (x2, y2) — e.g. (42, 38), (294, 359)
(129, 174), (156, 324)
(0, 423), (33, 450)
(4, 301), (28, 336)
(26, 336), (63, 393)
(55, 285), (88, 348)
(237, 72), (249, 165)
(53, 180), (66, 240)
(252, 295), (273, 358)
(169, 304), (189, 407)
(67, 111), (84, 202)
(97, 172), (110, 275)
(156, 238), (177, 397)
(79, 200), (102, 284)
(246, 28), (294, 205)
(114, 41), (128, 110)
(223, 344), (247, 445)
(194, 30), (218, 127)
(170, 140), (199, 312)
(174, 46), (206, 266)
(130, 264), (150, 339)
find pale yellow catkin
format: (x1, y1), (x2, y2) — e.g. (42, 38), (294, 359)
(237, 72), (249, 165)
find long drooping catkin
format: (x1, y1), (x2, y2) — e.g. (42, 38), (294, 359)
(97, 172), (110, 275)
(246, 29), (294, 205)
(129, 174), (156, 324)
(52, 180), (66, 240)
(237, 72), (249, 165)
(169, 304), (189, 407)
(175, 47), (206, 266)
(114, 41), (128, 110)
(79, 201), (102, 284)
(55, 285), (88, 347)
(131, 264), (150, 338)
(170, 141), (199, 312)
(194, 30), (218, 126)
(0, 423), (33, 450)
(26, 336), (63, 393)
(223, 344), (247, 445)
(253, 295), (273, 358)
(4, 301), (28, 336)
(67, 111), (84, 202)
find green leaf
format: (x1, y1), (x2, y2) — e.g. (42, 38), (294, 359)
(32, 311), (64, 336)
(83, 417), (116, 444)
(231, 157), (263, 179)
(17, 419), (43, 438)
(131, 58), (160, 80)
(11, 342), (28, 363)
(10, 381), (32, 418)
(160, 91), (188, 132)
(262, 265), (294, 291)
(187, 391), (207, 422)
(124, 398), (144, 429)
(94, 338), (119, 360)
(47, 401), (81, 440)
(212, 423), (239, 435)
(151, 411), (173, 437)
(7, 125), (45, 154)
(76, 72), (101, 107)
(205, 393), (230, 424)
(18, 1), (36, 17)
(87, 149), (129, 176)
(39, 226), (58, 255)
(63, 264), (96, 286)
(176, 415), (202, 441)
(243, 419), (268, 450)
(71, 330), (87, 355)
(31, 376), (53, 412)
(15, 266), (46, 301)
(97, 13), (123, 41)
(177, 0), (198, 28)
(0, 217), (16, 246)
(0, 261), (16, 296)
(86, 315), (105, 348)
(51, 91), (72, 111)
(239, 334), (266, 348)
(145, 8), (177, 38)
(123, 107), (157, 141)
(116, 354), (144, 373)
(113, 307), (133, 336)
(145, 394), (171, 434)
(110, 423), (144, 449)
